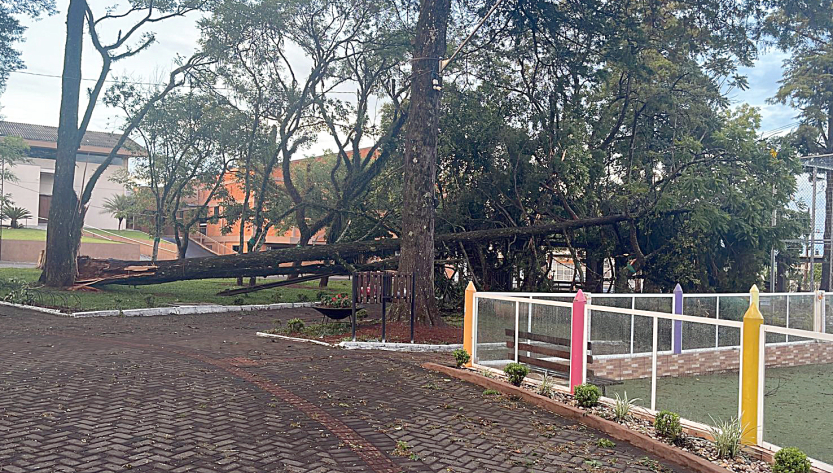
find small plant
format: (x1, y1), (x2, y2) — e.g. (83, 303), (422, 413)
(392, 440), (412, 457)
(503, 362), (529, 386)
(319, 292), (351, 308)
(233, 297), (245, 305)
(654, 410), (682, 441)
(270, 292), (283, 303)
(574, 383), (601, 408)
(537, 374), (553, 397)
(597, 438), (616, 448)
(452, 349), (470, 368)
(707, 416), (743, 459)
(144, 295), (156, 308)
(773, 447), (811, 473)
(482, 389), (500, 396)
(286, 318), (305, 333)
(612, 391), (640, 422)
(355, 308), (368, 319)
(1, 278), (35, 305)
(296, 293), (310, 303)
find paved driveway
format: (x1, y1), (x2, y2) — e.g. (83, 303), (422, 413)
(0, 306), (691, 472)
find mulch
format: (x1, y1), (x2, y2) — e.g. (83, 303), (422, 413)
(320, 321), (462, 345)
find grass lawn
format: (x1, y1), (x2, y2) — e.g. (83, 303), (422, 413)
(0, 268), (351, 312)
(2, 228), (115, 244)
(88, 228), (155, 242)
(608, 363), (833, 465)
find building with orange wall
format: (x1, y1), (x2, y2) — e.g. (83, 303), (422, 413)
(191, 147), (374, 255)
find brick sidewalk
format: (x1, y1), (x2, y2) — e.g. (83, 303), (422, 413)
(0, 306), (692, 472)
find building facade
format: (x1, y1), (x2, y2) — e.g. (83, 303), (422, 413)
(0, 121), (136, 229)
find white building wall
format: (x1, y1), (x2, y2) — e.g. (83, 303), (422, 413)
(4, 156), (128, 230)
(2, 163), (40, 227)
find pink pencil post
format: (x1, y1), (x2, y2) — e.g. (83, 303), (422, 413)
(570, 290), (587, 393)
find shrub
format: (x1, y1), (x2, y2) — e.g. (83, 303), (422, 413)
(708, 416), (743, 459)
(538, 374), (553, 397)
(1, 278), (34, 305)
(503, 362), (529, 386)
(773, 447), (811, 473)
(452, 349), (470, 368)
(355, 308), (368, 319)
(320, 292), (351, 308)
(612, 391), (640, 422)
(286, 318), (305, 333)
(574, 383), (601, 408)
(654, 410), (682, 441)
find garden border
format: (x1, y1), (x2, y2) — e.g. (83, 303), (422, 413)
(423, 362), (729, 473)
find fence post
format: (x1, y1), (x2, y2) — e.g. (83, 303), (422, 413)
(570, 290), (587, 393)
(814, 290), (824, 332)
(463, 281), (476, 367)
(741, 284), (763, 446)
(673, 284), (683, 354)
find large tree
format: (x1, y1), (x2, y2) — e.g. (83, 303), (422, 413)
(397, 0), (451, 325)
(764, 0), (833, 290)
(42, 0), (210, 286)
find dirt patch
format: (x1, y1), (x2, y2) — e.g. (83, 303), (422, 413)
(313, 321), (462, 345)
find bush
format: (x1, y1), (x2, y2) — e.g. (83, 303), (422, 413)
(452, 349), (470, 368)
(355, 308), (368, 319)
(320, 292), (351, 308)
(654, 410), (682, 441)
(773, 447), (811, 473)
(708, 416), (743, 459)
(1, 278), (34, 305)
(503, 362), (529, 386)
(574, 383), (601, 408)
(612, 391), (640, 422)
(286, 318), (305, 333)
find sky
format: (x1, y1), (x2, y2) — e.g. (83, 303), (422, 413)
(0, 2), (802, 145)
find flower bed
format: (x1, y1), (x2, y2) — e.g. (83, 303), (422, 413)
(436, 363), (779, 473)
(264, 319), (462, 345)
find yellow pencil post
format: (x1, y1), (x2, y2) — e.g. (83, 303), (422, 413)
(741, 284), (763, 446)
(463, 281), (476, 367)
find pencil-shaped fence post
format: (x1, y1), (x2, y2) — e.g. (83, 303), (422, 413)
(741, 284), (763, 446)
(463, 281), (476, 367)
(570, 290), (587, 393)
(673, 284), (683, 354)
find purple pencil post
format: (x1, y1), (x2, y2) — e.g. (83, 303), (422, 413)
(673, 284), (683, 354)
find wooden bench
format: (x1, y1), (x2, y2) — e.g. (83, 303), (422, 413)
(505, 329), (621, 394)
(351, 271), (415, 342)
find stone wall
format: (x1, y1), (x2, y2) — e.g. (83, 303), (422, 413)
(0, 239), (140, 263)
(591, 341), (833, 381)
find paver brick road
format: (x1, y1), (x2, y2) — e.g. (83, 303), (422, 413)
(0, 306), (692, 472)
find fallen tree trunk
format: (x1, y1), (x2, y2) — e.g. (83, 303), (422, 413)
(80, 214), (629, 286)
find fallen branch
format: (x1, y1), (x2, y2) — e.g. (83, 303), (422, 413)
(79, 214), (629, 286)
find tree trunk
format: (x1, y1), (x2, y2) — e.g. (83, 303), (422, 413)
(83, 214), (630, 286)
(40, 0), (85, 287)
(396, 0), (451, 325)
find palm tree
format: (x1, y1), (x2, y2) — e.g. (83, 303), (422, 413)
(101, 194), (135, 230)
(1, 206), (32, 228)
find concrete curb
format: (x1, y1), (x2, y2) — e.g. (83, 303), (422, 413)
(255, 332), (335, 347)
(70, 302), (315, 318)
(339, 341), (463, 352)
(0, 300), (66, 316)
(0, 300), (315, 318)
(423, 362), (730, 473)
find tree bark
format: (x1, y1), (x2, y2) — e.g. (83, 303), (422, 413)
(40, 0), (85, 287)
(83, 214), (629, 286)
(396, 0), (451, 325)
